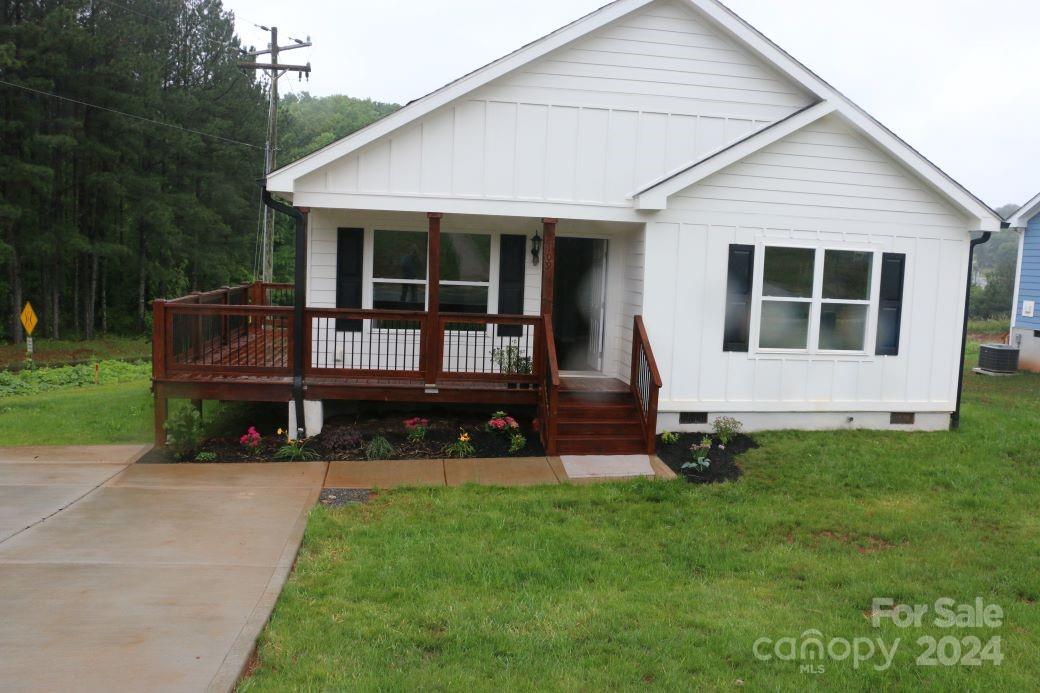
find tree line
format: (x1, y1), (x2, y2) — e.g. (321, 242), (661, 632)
(1, 0), (261, 343)
(0, 0), (400, 345)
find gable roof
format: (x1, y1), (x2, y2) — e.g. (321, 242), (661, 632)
(1008, 192), (1040, 228)
(267, 0), (1002, 230)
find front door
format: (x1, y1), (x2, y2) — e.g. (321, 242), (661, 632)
(552, 237), (608, 372)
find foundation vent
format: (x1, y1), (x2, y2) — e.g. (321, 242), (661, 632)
(890, 412), (915, 425)
(679, 412), (708, 425)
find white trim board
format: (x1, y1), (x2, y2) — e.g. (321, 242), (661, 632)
(1009, 191), (1040, 228)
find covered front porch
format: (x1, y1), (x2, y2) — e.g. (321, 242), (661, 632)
(151, 208), (661, 455)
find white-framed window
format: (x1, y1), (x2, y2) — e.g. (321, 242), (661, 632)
(370, 229), (493, 318)
(755, 245), (877, 354)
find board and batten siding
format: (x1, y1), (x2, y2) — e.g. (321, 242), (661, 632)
(641, 114), (972, 414)
(1014, 214), (1040, 330)
(295, 0), (812, 209)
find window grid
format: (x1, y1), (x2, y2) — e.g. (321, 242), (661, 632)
(755, 245), (879, 355)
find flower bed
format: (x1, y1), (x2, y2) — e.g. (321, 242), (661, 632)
(145, 405), (544, 463)
(655, 429), (754, 484)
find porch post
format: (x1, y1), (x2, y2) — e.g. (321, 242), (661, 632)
(540, 218), (557, 317)
(424, 212), (443, 389)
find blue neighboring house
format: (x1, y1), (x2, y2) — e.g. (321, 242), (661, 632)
(1009, 193), (1040, 371)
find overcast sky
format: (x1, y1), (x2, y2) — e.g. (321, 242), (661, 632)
(224, 0), (1038, 209)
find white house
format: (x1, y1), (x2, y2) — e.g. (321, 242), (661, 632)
(154, 0), (1003, 453)
(1008, 193), (1040, 370)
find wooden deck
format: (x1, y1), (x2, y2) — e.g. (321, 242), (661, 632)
(152, 281), (662, 455)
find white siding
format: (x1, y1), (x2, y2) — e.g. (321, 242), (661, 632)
(296, 0), (812, 207)
(643, 115), (972, 416)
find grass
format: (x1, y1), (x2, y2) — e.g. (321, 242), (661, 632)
(0, 335), (149, 369)
(968, 315), (1011, 337)
(0, 381), (154, 445)
(242, 349), (1040, 690)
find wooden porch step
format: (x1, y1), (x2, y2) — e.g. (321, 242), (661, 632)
(556, 435), (647, 455)
(556, 419), (644, 437)
(555, 402), (640, 421)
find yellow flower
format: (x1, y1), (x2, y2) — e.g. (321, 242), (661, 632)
(459, 432), (471, 442)
(277, 428), (284, 436)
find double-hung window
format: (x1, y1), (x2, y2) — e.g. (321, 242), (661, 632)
(757, 246), (875, 353)
(370, 229), (492, 323)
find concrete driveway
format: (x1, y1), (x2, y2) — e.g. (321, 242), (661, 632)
(0, 447), (326, 692)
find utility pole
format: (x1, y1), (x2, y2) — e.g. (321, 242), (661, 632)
(240, 27), (311, 282)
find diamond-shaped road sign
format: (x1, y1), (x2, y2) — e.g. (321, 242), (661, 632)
(20, 302), (37, 336)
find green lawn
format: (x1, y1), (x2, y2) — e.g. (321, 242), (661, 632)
(242, 353), (1040, 690)
(0, 380), (154, 445)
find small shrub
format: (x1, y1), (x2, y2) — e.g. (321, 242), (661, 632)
(508, 432), (527, 454)
(712, 416), (743, 447)
(322, 428), (362, 452)
(661, 431), (680, 445)
(404, 416), (430, 443)
(365, 435), (395, 460)
(194, 451), (217, 462)
(239, 426), (262, 454)
(490, 345), (532, 375)
(275, 436), (320, 461)
(682, 435), (712, 473)
(444, 430), (476, 458)
(165, 407), (205, 460)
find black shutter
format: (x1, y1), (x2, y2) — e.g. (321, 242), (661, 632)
(335, 228), (364, 332)
(723, 244), (755, 352)
(875, 252), (906, 355)
(497, 234), (526, 337)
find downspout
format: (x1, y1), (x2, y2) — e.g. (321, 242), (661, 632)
(950, 230), (993, 430)
(261, 187), (307, 438)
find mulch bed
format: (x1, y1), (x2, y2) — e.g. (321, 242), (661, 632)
(145, 405), (544, 463)
(655, 432), (754, 484)
(316, 409), (544, 461)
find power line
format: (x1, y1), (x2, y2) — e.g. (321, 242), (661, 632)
(0, 79), (263, 149)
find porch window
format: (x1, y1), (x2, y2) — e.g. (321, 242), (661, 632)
(757, 246), (875, 353)
(439, 233), (490, 314)
(371, 229), (492, 318)
(372, 230), (427, 313)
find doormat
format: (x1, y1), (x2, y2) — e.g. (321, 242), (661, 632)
(560, 454), (654, 479)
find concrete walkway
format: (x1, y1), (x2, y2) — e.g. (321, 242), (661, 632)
(325, 455), (674, 489)
(0, 447), (325, 693)
(0, 447), (672, 692)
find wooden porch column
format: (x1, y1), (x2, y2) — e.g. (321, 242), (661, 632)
(540, 218), (557, 318)
(424, 212), (443, 388)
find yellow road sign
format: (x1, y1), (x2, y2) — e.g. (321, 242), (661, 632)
(20, 302), (38, 336)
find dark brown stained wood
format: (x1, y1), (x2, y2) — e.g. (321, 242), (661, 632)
(424, 212), (443, 385)
(540, 218), (557, 318)
(151, 281), (661, 455)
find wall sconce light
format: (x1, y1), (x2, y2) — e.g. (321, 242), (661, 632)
(530, 231), (542, 265)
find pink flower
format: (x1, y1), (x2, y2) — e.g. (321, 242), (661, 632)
(505, 417), (519, 429)
(490, 418), (506, 430)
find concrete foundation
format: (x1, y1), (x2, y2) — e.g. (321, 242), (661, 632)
(1011, 328), (1040, 372)
(287, 400), (325, 439)
(657, 410), (951, 433)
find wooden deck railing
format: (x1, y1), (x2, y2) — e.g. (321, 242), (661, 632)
(630, 315), (663, 453)
(539, 314), (561, 454)
(155, 286), (547, 390)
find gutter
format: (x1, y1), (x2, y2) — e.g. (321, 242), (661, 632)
(951, 226), (1005, 429)
(261, 187), (307, 439)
